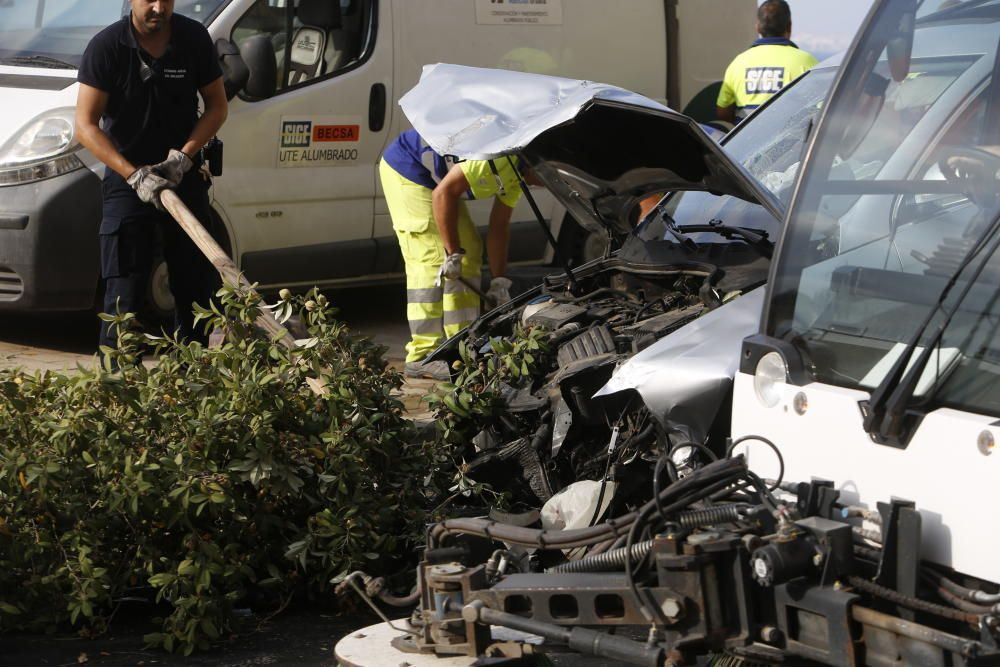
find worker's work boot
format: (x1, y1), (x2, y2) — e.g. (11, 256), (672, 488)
(404, 359), (452, 382)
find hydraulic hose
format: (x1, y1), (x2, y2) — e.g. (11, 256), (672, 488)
(925, 568), (1000, 605)
(428, 456), (748, 549)
(377, 587), (420, 607)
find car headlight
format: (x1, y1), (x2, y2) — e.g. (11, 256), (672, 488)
(0, 108), (84, 186)
(753, 351), (788, 408)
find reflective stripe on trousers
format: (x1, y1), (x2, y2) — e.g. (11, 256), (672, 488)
(380, 160), (483, 362)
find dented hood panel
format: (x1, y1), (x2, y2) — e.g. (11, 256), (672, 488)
(595, 288), (765, 443)
(399, 64), (783, 236)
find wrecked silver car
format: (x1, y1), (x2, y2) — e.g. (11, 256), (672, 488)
(406, 62), (837, 512)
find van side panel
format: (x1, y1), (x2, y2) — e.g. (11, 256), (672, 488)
(674, 0), (758, 115)
(393, 0), (668, 101)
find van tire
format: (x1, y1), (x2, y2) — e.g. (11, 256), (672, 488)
(557, 215), (608, 267)
(140, 210), (232, 334)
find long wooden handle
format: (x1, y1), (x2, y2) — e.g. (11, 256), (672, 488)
(160, 189), (297, 350)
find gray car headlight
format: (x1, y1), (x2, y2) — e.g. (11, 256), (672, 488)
(0, 108), (85, 187)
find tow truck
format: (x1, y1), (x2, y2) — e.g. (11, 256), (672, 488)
(335, 1), (1000, 664)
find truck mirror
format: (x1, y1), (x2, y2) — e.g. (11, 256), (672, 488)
(239, 34), (278, 101)
(216, 39), (250, 102)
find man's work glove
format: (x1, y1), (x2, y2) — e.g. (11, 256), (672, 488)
(151, 149), (194, 187)
(486, 276), (513, 306)
(126, 166), (171, 211)
(438, 249), (466, 283)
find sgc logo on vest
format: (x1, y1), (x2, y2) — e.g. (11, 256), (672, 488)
(281, 121), (313, 148)
(745, 67), (785, 95)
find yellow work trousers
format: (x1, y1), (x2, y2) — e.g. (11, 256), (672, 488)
(380, 160), (483, 363)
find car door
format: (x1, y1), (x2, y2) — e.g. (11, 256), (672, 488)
(213, 0), (392, 290)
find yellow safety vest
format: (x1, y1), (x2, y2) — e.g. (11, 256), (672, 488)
(717, 39), (818, 119)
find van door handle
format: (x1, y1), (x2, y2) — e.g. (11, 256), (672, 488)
(369, 83), (386, 132)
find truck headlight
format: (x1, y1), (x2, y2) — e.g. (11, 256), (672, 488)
(753, 351), (787, 408)
(0, 108), (84, 186)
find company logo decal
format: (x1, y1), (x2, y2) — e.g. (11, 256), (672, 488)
(313, 125), (360, 142)
(281, 121), (313, 148)
(278, 117), (362, 167)
(745, 67), (785, 95)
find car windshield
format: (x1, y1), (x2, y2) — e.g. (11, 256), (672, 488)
(634, 66), (837, 245)
(0, 0), (226, 68)
(766, 0), (1000, 418)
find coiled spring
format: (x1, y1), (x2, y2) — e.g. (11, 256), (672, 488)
(677, 504), (744, 528)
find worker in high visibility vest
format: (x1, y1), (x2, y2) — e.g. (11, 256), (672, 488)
(716, 0), (817, 124)
(380, 129), (536, 381)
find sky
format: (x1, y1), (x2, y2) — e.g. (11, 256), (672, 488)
(779, 1), (877, 62)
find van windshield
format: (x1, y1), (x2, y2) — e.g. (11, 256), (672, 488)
(766, 0), (1000, 418)
(0, 0), (226, 69)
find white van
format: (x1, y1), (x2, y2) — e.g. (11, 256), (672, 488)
(0, 0), (753, 317)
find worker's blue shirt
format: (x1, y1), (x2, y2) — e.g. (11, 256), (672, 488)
(381, 129), (452, 191)
(78, 13), (222, 217)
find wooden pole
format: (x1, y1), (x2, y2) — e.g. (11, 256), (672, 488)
(159, 189), (297, 350)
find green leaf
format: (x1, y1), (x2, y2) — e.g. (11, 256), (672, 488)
(0, 602), (21, 615)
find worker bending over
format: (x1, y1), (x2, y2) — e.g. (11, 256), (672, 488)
(380, 129), (535, 381)
(717, 0), (817, 123)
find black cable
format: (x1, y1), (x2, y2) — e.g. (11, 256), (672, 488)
(652, 425), (671, 519)
(726, 434), (785, 492)
(586, 457), (614, 528)
(652, 453), (669, 520)
(624, 498), (660, 624)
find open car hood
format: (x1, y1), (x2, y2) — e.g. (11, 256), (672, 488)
(400, 64), (784, 237)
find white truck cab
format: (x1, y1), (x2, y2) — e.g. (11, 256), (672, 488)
(733, 0), (1000, 589)
(0, 0), (753, 316)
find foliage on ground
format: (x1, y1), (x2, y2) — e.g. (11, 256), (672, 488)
(0, 287), (456, 655)
(428, 325), (550, 446)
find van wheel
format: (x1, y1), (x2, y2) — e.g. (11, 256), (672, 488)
(580, 229), (608, 264)
(144, 254), (175, 331)
(141, 211), (232, 334)
(557, 215), (608, 266)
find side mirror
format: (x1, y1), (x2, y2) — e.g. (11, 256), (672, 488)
(216, 39), (249, 101)
(240, 34), (278, 101)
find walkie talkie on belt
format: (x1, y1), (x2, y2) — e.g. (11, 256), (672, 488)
(203, 137), (223, 177)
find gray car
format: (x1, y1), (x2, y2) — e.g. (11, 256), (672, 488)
(405, 61), (837, 510)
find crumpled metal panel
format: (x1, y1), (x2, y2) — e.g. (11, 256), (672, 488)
(399, 63), (669, 160)
(594, 288), (765, 443)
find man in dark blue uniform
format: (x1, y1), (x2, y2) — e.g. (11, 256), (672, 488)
(75, 0), (228, 357)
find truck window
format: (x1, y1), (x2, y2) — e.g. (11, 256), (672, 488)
(231, 0), (374, 96)
(765, 3), (1000, 418)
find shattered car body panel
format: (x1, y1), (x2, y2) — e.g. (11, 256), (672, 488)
(595, 287), (765, 444)
(405, 62), (837, 508)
